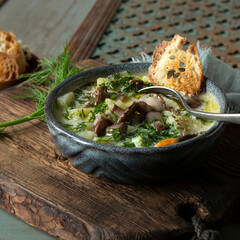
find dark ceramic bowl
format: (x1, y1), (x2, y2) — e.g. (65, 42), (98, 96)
(45, 63), (228, 184)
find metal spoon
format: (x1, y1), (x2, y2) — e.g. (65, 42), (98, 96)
(139, 86), (240, 124)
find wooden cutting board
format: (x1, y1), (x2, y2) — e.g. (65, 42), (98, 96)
(0, 59), (240, 240)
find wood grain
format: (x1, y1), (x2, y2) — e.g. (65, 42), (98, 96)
(67, 0), (121, 64)
(0, 60), (240, 240)
(0, 0), (96, 59)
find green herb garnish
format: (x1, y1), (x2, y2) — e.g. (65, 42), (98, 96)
(88, 102), (108, 122)
(104, 73), (152, 95)
(75, 122), (87, 132)
(112, 128), (125, 140)
(122, 142), (136, 147)
(130, 120), (179, 147)
(78, 109), (86, 119)
(75, 89), (91, 103)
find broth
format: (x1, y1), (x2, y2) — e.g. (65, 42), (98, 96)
(55, 72), (219, 148)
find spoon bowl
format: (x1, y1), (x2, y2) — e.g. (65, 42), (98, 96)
(139, 86), (240, 125)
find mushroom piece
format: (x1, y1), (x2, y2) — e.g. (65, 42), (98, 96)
(146, 111), (162, 123)
(93, 113), (103, 126)
(90, 86), (110, 106)
(106, 122), (128, 135)
(186, 97), (203, 109)
(154, 121), (165, 132)
(94, 118), (113, 137)
(112, 104), (125, 117)
(138, 93), (165, 111)
(135, 101), (152, 115)
(117, 102), (137, 124)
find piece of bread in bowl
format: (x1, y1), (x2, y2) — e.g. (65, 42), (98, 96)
(149, 35), (203, 96)
(0, 52), (19, 82)
(0, 28), (27, 74)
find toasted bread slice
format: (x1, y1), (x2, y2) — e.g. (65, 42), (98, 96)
(0, 29), (27, 74)
(149, 35), (203, 96)
(0, 52), (19, 82)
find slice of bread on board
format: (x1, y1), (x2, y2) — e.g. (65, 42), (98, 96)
(0, 28), (27, 75)
(149, 35), (203, 96)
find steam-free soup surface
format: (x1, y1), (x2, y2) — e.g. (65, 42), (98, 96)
(55, 72), (219, 147)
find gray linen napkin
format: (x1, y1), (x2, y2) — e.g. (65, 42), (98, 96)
(198, 44), (240, 113)
(132, 45), (240, 113)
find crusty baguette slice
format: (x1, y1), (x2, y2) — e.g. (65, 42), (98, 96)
(149, 35), (203, 96)
(0, 29), (27, 74)
(0, 52), (19, 82)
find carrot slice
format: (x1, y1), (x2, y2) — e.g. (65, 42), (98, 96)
(154, 138), (178, 147)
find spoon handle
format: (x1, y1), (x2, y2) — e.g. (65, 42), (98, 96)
(190, 111), (240, 124)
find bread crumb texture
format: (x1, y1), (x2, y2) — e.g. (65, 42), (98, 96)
(0, 29), (28, 82)
(149, 35), (203, 96)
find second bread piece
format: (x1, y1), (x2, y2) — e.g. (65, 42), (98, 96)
(0, 52), (19, 82)
(0, 29), (27, 74)
(149, 35), (203, 96)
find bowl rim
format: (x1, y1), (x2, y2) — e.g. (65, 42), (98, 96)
(44, 63), (228, 154)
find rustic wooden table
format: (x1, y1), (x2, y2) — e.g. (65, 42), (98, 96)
(0, 0), (240, 240)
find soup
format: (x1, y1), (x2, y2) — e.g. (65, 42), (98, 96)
(55, 72), (219, 148)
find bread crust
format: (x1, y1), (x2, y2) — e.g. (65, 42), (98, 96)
(152, 40), (169, 63)
(149, 35), (203, 96)
(0, 52), (19, 82)
(0, 28), (27, 74)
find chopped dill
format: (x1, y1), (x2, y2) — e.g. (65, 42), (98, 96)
(112, 128), (124, 140)
(105, 72), (152, 95)
(110, 94), (117, 100)
(75, 89), (91, 103)
(109, 110), (118, 123)
(122, 142), (135, 147)
(128, 120), (180, 147)
(88, 102), (108, 122)
(184, 111), (192, 117)
(63, 102), (73, 120)
(79, 109), (86, 119)
(75, 122), (87, 132)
